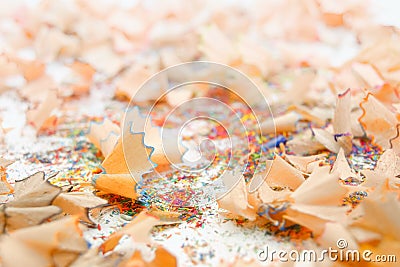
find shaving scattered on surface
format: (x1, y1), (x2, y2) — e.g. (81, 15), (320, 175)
(0, 0), (400, 266)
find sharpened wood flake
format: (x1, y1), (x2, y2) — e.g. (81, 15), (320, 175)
(53, 192), (108, 224)
(102, 132), (154, 177)
(0, 217), (87, 267)
(8, 172), (61, 208)
(92, 174), (137, 199)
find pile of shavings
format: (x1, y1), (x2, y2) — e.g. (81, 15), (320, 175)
(1, 0), (400, 266)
